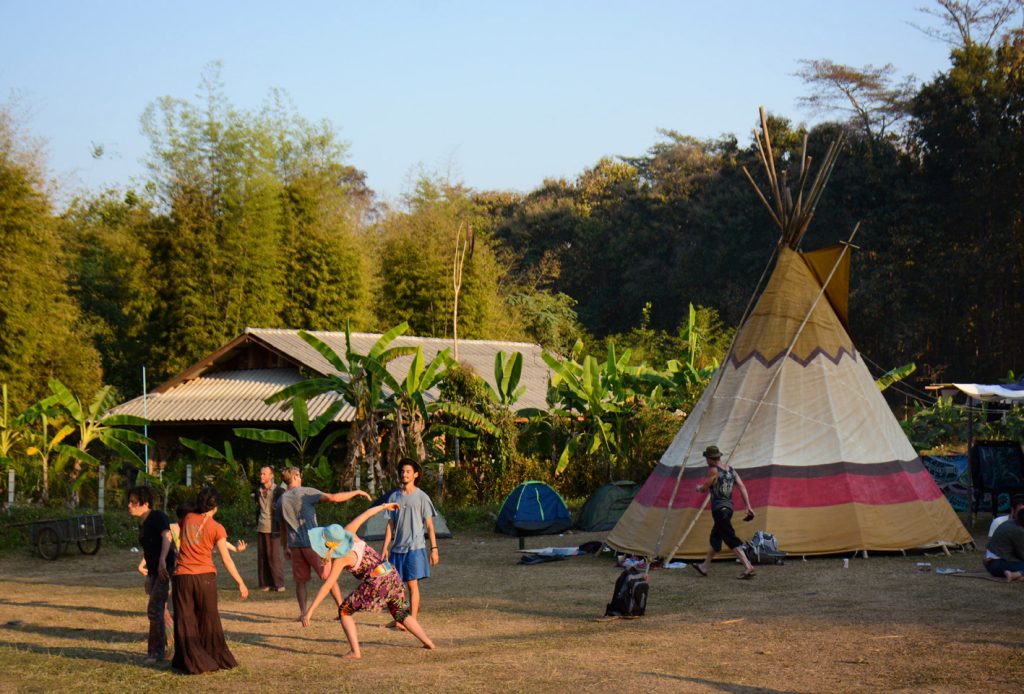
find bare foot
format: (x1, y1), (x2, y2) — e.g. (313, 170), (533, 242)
(342, 651), (362, 659)
(1006, 571), (1024, 583)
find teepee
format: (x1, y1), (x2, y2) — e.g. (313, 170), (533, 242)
(607, 110), (971, 559)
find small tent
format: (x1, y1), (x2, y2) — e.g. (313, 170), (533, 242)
(495, 481), (572, 536)
(607, 111), (971, 560)
(355, 489), (453, 541)
(576, 481), (639, 531)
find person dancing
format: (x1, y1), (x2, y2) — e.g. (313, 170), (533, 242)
(301, 503), (435, 659)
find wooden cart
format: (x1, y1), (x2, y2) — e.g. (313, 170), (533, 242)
(15, 514), (105, 560)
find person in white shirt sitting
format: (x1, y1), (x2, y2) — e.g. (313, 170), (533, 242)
(987, 493), (1024, 538)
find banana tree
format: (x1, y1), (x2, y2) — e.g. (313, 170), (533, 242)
(1, 384), (26, 471)
(375, 346), (453, 467)
(177, 438), (242, 509)
(372, 347), (498, 469)
(876, 363), (916, 392)
(542, 343), (626, 479)
(266, 322), (417, 494)
(234, 398), (347, 473)
(24, 413), (74, 502)
(483, 351), (526, 407)
(46, 379), (152, 507)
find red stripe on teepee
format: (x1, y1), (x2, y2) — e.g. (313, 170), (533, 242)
(635, 467), (944, 509)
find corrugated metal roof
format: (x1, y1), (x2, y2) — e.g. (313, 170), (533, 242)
(109, 330), (551, 424)
(110, 369), (357, 423)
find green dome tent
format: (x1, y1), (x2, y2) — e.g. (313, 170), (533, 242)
(576, 481), (639, 531)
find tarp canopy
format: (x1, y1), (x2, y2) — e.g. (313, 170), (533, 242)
(952, 381), (1024, 402)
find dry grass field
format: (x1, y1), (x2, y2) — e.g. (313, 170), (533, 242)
(1, 523), (1022, 693)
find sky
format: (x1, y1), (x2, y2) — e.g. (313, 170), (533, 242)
(0, 1), (955, 205)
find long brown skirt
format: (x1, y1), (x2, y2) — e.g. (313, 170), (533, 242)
(172, 573), (238, 674)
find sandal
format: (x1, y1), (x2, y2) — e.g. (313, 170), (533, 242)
(737, 569), (756, 580)
(691, 564), (708, 577)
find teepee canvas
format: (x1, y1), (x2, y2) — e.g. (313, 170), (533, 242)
(607, 111), (971, 559)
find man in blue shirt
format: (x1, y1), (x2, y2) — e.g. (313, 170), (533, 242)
(383, 458), (439, 625)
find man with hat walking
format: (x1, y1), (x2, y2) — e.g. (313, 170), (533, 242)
(692, 445), (758, 579)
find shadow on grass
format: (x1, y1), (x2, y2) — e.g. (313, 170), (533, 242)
(0, 638), (138, 666)
(0, 618), (341, 657)
(2, 621), (136, 643)
(0, 597), (136, 619)
(640, 672), (795, 693)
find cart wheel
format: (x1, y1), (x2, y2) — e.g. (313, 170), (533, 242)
(78, 538), (102, 555)
(37, 527), (62, 560)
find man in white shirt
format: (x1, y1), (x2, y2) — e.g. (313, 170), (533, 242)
(987, 494), (1024, 538)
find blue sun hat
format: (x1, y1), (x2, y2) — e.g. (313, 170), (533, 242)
(308, 524), (354, 559)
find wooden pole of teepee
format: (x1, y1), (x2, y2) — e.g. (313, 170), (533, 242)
(743, 106), (844, 249)
(646, 238), (785, 566)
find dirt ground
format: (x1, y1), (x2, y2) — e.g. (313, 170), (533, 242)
(0, 522), (1022, 693)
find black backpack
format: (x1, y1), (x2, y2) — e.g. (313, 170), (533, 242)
(605, 568), (648, 618)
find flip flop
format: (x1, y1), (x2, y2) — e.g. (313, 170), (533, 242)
(692, 564), (708, 577)
(737, 570), (756, 580)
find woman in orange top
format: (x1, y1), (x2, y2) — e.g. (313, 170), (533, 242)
(172, 486), (249, 674)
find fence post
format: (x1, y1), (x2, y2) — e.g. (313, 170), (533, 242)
(6, 468), (13, 514)
(186, 464), (192, 487)
(98, 465), (106, 513)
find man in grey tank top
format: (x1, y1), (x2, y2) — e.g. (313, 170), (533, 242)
(692, 445), (757, 579)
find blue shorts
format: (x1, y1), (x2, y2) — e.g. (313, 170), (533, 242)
(389, 548), (430, 582)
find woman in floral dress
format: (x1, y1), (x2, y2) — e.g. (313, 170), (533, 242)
(301, 503), (435, 658)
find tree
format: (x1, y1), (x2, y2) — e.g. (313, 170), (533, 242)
(141, 67), (286, 377)
(0, 107), (102, 409)
(375, 176), (504, 339)
(62, 190), (160, 398)
(915, 0), (1024, 49)
(275, 101), (373, 330)
(23, 411), (73, 503)
(796, 60), (915, 140)
(909, 36), (1024, 378)
(139, 67), (372, 379)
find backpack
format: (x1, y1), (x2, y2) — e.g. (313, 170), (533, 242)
(742, 530), (787, 565)
(605, 568), (648, 618)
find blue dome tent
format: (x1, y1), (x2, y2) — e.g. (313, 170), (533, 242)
(495, 481), (572, 536)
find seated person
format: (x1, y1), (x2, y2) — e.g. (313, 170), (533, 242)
(987, 493), (1024, 538)
(983, 507), (1024, 582)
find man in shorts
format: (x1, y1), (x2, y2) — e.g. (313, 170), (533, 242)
(382, 458), (439, 624)
(276, 466), (370, 620)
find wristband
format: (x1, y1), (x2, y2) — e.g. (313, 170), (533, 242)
(430, 546), (438, 550)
